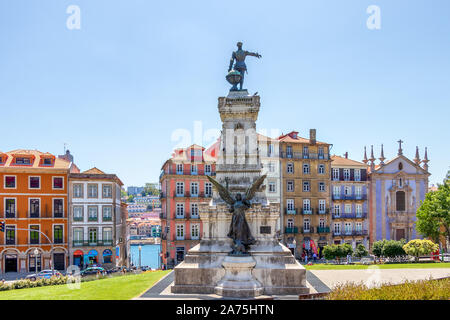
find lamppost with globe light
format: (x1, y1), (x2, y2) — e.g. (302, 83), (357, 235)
(34, 248), (39, 274)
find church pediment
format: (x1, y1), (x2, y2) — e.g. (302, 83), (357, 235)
(374, 155), (428, 175)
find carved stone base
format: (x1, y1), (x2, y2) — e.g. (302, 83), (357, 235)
(214, 255), (263, 298)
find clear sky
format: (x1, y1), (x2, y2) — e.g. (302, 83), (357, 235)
(1, 0), (449, 187)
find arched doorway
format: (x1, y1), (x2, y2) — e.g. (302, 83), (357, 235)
(4, 253), (18, 273)
(103, 249), (112, 264)
(73, 250), (83, 268)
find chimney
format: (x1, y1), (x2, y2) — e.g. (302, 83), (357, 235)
(310, 129), (316, 145)
(344, 152), (348, 159)
(58, 149), (74, 163)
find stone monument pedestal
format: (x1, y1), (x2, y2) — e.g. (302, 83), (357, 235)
(214, 255), (263, 298)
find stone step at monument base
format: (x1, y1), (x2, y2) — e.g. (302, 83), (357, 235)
(171, 241), (310, 297)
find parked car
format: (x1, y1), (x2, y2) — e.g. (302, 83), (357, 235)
(80, 267), (107, 277)
(26, 270), (63, 281)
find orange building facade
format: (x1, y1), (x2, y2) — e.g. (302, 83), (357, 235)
(0, 150), (79, 273)
(159, 145), (216, 269)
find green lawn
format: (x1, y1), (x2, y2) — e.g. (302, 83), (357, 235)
(0, 270), (170, 300)
(304, 262), (450, 270)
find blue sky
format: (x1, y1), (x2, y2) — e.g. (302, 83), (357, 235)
(0, 0), (449, 187)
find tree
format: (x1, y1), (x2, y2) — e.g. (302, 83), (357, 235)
(403, 239), (439, 262)
(354, 244), (369, 258)
(382, 240), (406, 258)
(323, 245), (338, 261)
(127, 195), (135, 203)
(144, 183), (160, 196)
(416, 181), (450, 252)
(341, 243), (353, 257)
(372, 239), (387, 260)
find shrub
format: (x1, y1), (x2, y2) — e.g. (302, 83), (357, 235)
(354, 244), (369, 258)
(403, 239), (439, 262)
(328, 278), (450, 300)
(382, 240), (406, 258)
(372, 240), (387, 258)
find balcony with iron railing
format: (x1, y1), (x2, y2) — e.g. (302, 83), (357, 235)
(301, 208), (314, 215)
(285, 227), (298, 234)
(317, 226), (330, 233)
(317, 208), (329, 215)
(73, 240), (114, 247)
(285, 208), (298, 215)
(280, 152), (330, 160)
(301, 227), (314, 234)
(332, 230), (369, 237)
(332, 212), (368, 219)
(1, 210), (66, 219)
(332, 194), (367, 201)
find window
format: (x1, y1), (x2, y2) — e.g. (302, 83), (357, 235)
(303, 146), (309, 158)
(4, 176), (16, 189)
(318, 147), (324, 159)
(73, 184), (83, 198)
(319, 182), (325, 192)
(73, 228), (83, 243)
(176, 182), (184, 196)
(43, 158), (52, 165)
(398, 178), (403, 187)
(103, 228), (112, 244)
(5, 199), (16, 218)
(354, 169), (361, 181)
(286, 163), (294, 174)
(88, 184), (98, 198)
(29, 225), (40, 244)
(268, 182), (276, 193)
(344, 186), (351, 196)
(287, 181), (294, 192)
(176, 164), (183, 174)
(303, 181), (310, 192)
(205, 164), (211, 174)
(53, 199), (64, 218)
(286, 199), (295, 211)
(355, 222), (362, 232)
(396, 191), (406, 211)
(268, 162), (275, 173)
(15, 157), (31, 165)
(345, 204), (352, 214)
(334, 223), (341, 235)
(303, 199), (311, 211)
(191, 164), (198, 174)
(205, 182), (212, 196)
(333, 185), (340, 197)
(318, 164), (325, 174)
(89, 228), (97, 244)
(356, 204), (362, 217)
(176, 225), (184, 240)
(54, 225), (63, 244)
(286, 146), (293, 157)
(268, 144), (274, 156)
(343, 169), (350, 181)
(303, 163), (310, 174)
(191, 203), (199, 218)
(344, 222), (352, 235)
(190, 182), (199, 196)
(287, 219), (294, 228)
(73, 206), (83, 221)
(102, 185), (112, 198)
(191, 224), (199, 239)
(332, 168), (339, 180)
(319, 199), (326, 213)
(103, 206), (112, 221)
(53, 177), (64, 190)
(355, 186), (362, 198)
(176, 203), (184, 218)
(334, 204), (341, 216)
(303, 218), (310, 231)
(6, 226), (15, 244)
(29, 176), (40, 189)
(319, 218), (326, 228)
(29, 199), (40, 218)
(398, 162), (403, 171)
(88, 206), (98, 221)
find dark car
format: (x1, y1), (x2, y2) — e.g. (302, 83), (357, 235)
(80, 267), (107, 277)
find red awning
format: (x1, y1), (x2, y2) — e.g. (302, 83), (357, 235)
(73, 250), (83, 256)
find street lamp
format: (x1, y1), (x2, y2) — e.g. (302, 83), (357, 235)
(34, 248), (39, 274)
(138, 245), (142, 270)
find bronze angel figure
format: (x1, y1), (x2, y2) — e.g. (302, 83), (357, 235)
(206, 174), (267, 255)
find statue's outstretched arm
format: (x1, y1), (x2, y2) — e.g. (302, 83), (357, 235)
(245, 51), (262, 58)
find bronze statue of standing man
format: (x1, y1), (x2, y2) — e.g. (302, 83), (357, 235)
(228, 42), (261, 91)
